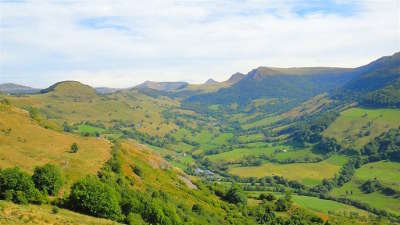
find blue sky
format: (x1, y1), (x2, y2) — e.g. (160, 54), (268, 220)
(0, 0), (399, 88)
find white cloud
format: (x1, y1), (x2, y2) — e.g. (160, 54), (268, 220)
(0, 0), (399, 88)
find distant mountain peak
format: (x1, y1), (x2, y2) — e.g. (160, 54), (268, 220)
(226, 73), (245, 84)
(204, 78), (218, 84)
(0, 83), (39, 94)
(136, 81), (189, 91)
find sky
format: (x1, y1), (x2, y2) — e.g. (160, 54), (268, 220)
(0, 0), (399, 88)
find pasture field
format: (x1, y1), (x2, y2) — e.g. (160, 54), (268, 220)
(246, 191), (372, 224)
(271, 148), (323, 162)
(355, 161), (400, 191)
(206, 142), (283, 163)
(0, 103), (111, 186)
(330, 160), (400, 215)
(228, 155), (348, 185)
(323, 107), (400, 149)
(77, 124), (105, 135)
(291, 195), (369, 216)
(238, 133), (265, 143)
(330, 180), (400, 216)
(0, 200), (121, 225)
(207, 142), (323, 164)
(241, 114), (281, 130)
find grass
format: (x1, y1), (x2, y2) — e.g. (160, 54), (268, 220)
(238, 133), (265, 143)
(0, 103), (112, 188)
(323, 107), (400, 149)
(291, 195), (369, 216)
(355, 161), (400, 191)
(77, 124), (104, 135)
(246, 191), (371, 224)
(241, 115), (281, 130)
(330, 179), (400, 216)
(0, 200), (120, 225)
(229, 155), (348, 185)
(206, 143), (279, 163)
(330, 160), (400, 215)
(7, 81), (180, 136)
(207, 143), (323, 164)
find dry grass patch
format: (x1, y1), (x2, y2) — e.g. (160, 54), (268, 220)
(0, 103), (111, 186)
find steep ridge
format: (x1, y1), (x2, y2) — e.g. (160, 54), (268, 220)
(337, 52), (400, 107)
(184, 67), (351, 109)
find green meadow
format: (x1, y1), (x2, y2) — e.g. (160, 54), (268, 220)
(229, 155), (348, 186)
(323, 107), (400, 149)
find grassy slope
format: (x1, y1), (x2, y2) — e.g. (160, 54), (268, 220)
(323, 107), (400, 149)
(0, 100), (248, 224)
(117, 139), (250, 225)
(228, 155), (348, 185)
(0, 103), (111, 187)
(330, 160), (400, 215)
(7, 81), (180, 136)
(0, 200), (120, 225)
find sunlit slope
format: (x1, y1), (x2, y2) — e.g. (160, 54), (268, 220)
(0, 102), (111, 184)
(0, 200), (120, 225)
(7, 81), (180, 136)
(117, 140), (246, 225)
(323, 107), (400, 149)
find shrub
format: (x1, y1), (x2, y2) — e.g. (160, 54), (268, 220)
(224, 184), (247, 206)
(32, 164), (63, 195)
(192, 204), (202, 214)
(52, 206), (59, 214)
(70, 143), (79, 153)
(0, 167), (45, 204)
(69, 175), (122, 220)
(132, 165), (143, 177)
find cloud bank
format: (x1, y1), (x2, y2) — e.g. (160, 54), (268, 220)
(0, 0), (399, 88)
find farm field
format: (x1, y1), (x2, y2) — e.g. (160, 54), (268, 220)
(207, 142), (323, 164)
(323, 107), (400, 149)
(229, 155), (348, 185)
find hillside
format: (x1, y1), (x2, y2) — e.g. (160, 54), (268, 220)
(6, 81), (181, 136)
(136, 81), (189, 91)
(0, 200), (121, 225)
(337, 51), (400, 107)
(184, 67), (351, 111)
(1, 53), (399, 225)
(0, 101), (112, 186)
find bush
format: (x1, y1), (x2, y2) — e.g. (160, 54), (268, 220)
(69, 175), (122, 220)
(0, 167), (45, 204)
(192, 204), (202, 214)
(361, 179), (382, 193)
(70, 143), (79, 153)
(32, 164), (63, 195)
(224, 184), (247, 206)
(132, 165), (143, 177)
(52, 206), (59, 214)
